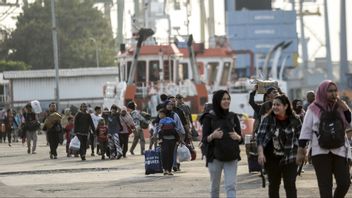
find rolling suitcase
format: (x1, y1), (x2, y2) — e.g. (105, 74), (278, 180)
(245, 140), (262, 173)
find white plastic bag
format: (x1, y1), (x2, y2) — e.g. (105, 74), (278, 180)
(31, 100), (42, 113)
(177, 144), (191, 162)
(69, 136), (80, 151)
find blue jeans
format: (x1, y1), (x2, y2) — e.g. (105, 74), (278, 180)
(208, 159), (238, 198)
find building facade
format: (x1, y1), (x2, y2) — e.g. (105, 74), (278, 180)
(3, 67), (119, 110)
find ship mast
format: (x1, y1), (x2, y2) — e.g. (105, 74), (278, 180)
(323, 0), (333, 80)
(340, 0), (348, 89)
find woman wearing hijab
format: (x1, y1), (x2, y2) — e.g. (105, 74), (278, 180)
(296, 80), (351, 198)
(257, 94), (301, 198)
(202, 90), (242, 198)
(119, 106), (135, 158)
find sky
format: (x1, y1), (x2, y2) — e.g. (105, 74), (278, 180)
(1, 0), (351, 62)
(107, 0), (351, 62)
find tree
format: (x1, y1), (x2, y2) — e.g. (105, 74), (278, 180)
(3, 0), (115, 70)
(0, 60), (30, 72)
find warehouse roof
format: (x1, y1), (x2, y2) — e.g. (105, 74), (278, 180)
(3, 67), (119, 79)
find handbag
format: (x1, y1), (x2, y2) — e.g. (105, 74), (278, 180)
(69, 136), (80, 151)
(177, 144), (191, 162)
(144, 147), (163, 175)
(25, 121), (40, 131)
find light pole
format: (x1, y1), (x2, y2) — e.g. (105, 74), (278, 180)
(51, 0), (60, 109)
(90, 37), (100, 68)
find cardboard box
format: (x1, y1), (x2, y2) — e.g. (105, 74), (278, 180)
(257, 80), (278, 94)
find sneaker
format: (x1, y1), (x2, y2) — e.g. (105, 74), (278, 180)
(163, 172), (168, 176)
(101, 155), (105, 160)
(130, 150), (135, 155)
(50, 154), (53, 159)
(53, 156), (57, 159)
(81, 156), (86, 161)
(8, 143), (11, 147)
(167, 172), (174, 176)
(27, 149), (30, 154)
(67, 153), (71, 157)
(32, 151), (37, 154)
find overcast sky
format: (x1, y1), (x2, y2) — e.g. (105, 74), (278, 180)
(1, 0), (351, 62)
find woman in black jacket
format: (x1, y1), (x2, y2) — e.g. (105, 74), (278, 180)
(202, 90), (242, 198)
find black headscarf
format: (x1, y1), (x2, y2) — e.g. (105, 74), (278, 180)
(212, 90), (230, 118)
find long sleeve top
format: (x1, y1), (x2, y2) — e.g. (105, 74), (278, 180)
(201, 112), (242, 166)
(130, 110), (147, 128)
(257, 113), (301, 165)
(119, 114), (135, 134)
(248, 90), (261, 119)
(74, 112), (95, 136)
(107, 113), (122, 134)
(299, 108), (352, 160)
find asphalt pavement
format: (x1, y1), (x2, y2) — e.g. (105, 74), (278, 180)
(0, 133), (351, 197)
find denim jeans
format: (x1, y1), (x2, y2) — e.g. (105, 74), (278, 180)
(208, 159), (238, 198)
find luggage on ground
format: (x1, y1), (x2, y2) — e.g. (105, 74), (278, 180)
(245, 140), (262, 173)
(144, 147), (163, 175)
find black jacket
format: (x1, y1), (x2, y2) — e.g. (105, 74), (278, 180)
(202, 112), (242, 166)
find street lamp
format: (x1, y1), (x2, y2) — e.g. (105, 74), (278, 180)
(90, 37), (100, 68)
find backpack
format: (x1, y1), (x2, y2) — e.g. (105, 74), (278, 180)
(210, 112), (240, 161)
(132, 110), (150, 129)
(314, 103), (346, 149)
(159, 117), (178, 136)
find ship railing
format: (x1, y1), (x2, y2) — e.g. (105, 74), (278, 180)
(135, 80), (197, 98)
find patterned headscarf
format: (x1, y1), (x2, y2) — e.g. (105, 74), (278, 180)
(120, 106), (134, 125)
(309, 80), (348, 127)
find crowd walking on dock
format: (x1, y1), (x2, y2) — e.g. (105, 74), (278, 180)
(0, 79), (351, 198)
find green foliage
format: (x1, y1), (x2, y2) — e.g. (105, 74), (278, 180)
(3, 0), (115, 70)
(0, 60), (31, 72)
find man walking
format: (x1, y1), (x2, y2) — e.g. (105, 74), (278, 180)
(43, 102), (62, 159)
(74, 103), (95, 161)
(128, 101), (147, 155)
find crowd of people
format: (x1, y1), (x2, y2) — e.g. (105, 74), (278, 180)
(0, 79), (351, 197)
(201, 79), (351, 198)
(0, 93), (196, 174)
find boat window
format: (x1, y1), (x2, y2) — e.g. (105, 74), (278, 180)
(220, 62), (231, 86)
(127, 61), (147, 84)
(163, 60), (174, 81)
(207, 62), (219, 85)
(178, 63), (189, 81)
(136, 61), (146, 85)
(149, 61), (160, 82)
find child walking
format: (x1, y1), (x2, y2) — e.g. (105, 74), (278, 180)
(65, 116), (74, 157)
(96, 119), (109, 160)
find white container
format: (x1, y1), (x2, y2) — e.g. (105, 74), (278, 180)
(31, 100), (42, 114)
(245, 134), (252, 144)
